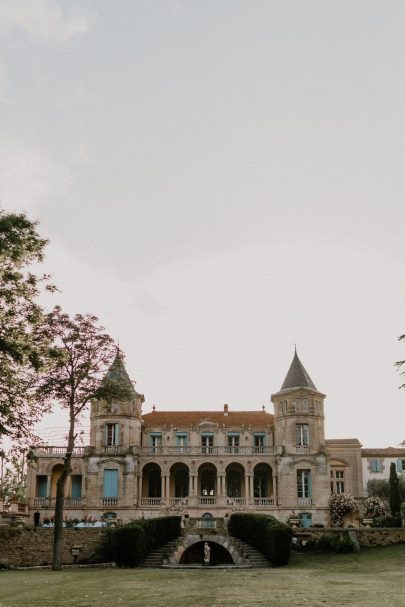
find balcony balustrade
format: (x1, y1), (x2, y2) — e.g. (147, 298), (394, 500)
(295, 444), (310, 454)
(139, 446), (274, 456)
(102, 497), (118, 507)
(297, 497), (313, 507)
(32, 497), (83, 507)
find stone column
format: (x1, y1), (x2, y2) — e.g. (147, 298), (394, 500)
(161, 475), (165, 499)
(166, 475), (170, 502)
(46, 475), (51, 499)
(249, 475), (254, 501)
(137, 476), (143, 504)
(245, 475), (250, 499)
(272, 475), (277, 504)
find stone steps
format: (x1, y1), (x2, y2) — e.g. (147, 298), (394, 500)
(140, 538), (182, 568)
(230, 539), (270, 567)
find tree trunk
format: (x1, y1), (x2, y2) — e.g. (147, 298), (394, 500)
(52, 418), (75, 570)
(52, 460), (69, 570)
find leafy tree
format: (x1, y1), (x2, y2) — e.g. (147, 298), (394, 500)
(38, 306), (131, 570)
(396, 334), (405, 390)
(366, 479), (389, 498)
(0, 209), (53, 441)
(389, 462), (401, 515)
(0, 446), (33, 502)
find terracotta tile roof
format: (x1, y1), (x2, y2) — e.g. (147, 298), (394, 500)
(362, 447), (405, 457)
(142, 409), (274, 429)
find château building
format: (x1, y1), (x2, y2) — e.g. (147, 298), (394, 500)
(27, 350), (365, 527)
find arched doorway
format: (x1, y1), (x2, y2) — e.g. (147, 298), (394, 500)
(198, 463), (217, 497)
(180, 541), (234, 565)
(226, 463), (245, 498)
(51, 464), (64, 498)
(253, 463), (273, 501)
(170, 463), (189, 498)
(142, 463), (162, 498)
(201, 512), (214, 528)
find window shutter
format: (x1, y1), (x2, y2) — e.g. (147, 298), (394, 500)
(104, 424), (108, 446)
(396, 459), (402, 473)
(115, 423), (120, 446)
(103, 469), (118, 498)
(308, 471), (313, 497)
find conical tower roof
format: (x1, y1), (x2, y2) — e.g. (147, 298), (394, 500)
(280, 350), (317, 391)
(101, 349), (136, 396)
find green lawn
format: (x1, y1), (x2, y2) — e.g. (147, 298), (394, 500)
(1, 545), (405, 607)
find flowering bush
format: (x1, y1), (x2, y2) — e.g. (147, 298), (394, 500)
(329, 493), (358, 527)
(364, 496), (385, 519)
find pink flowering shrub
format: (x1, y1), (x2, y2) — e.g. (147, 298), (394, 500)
(364, 496), (385, 519)
(329, 493), (358, 527)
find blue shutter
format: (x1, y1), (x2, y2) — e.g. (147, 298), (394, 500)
(307, 471), (312, 497)
(176, 433), (188, 446)
(71, 475), (82, 498)
(149, 432), (162, 445)
(103, 469), (118, 498)
(396, 459), (402, 473)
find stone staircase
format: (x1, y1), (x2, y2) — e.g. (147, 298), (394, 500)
(140, 534), (270, 568)
(140, 538), (182, 568)
(230, 538), (270, 568)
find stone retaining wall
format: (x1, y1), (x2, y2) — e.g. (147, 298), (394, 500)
(0, 528), (106, 568)
(295, 527), (405, 547)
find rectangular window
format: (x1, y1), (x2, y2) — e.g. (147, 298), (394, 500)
(296, 424), (309, 447)
(103, 469), (118, 498)
(254, 434), (266, 453)
(36, 475), (47, 498)
(175, 433), (188, 453)
(396, 459), (405, 473)
(71, 475), (82, 498)
(330, 469), (345, 493)
(201, 433), (214, 453)
(227, 433), (240, 454)
(105, 423), (120, 446)
(150, 433), (162, 453)
(371, 459), (382, 473)
(297, 469), (312, 498)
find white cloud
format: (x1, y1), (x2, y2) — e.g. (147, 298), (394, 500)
(0, 0), (93, 44)
(0, 133), (72, 213)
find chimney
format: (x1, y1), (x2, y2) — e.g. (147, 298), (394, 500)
(224, 404), (229, 416)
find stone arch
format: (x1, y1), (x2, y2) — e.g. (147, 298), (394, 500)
(170, 462), (190, 498)
(253, 462), (273, 499)
(142, 462), (162, 498)
(50, 463), (64, 498)
(225, 462), (246, 498)
(197, 462), (218, 496)
(180, 540), (233, 565)
(168, 534), (248, 566)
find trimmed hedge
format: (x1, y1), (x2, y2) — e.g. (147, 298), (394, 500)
(228, 513), (292, 566)
(305, 533), (355, 553)
(105, 516), (182, 567)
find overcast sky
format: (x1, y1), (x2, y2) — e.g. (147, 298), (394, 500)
(1, 0), (405, 448)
